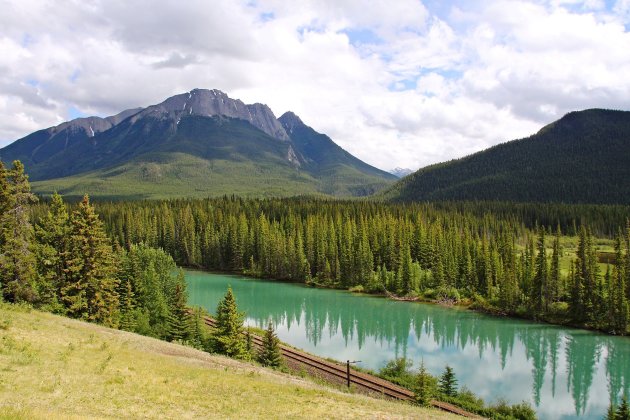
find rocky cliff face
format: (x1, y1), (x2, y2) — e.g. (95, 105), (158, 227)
(134, 88), (290, 141)
(47, 107), (142, 139)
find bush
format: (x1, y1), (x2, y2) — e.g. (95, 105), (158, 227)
(436, 287), (460, 303)
(348, 285), (365, 293)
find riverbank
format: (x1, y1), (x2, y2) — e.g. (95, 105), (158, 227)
(191, 266), (626, 339)
(0, 302), (455, 419)
(185, 269), (629, 418)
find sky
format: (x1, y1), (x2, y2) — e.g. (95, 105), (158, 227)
(1, 0), (630, 171)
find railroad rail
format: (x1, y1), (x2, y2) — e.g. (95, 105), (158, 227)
(200, 315), (480, 418)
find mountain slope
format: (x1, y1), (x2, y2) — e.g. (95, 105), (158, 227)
(0, 89), (395, 199)
(384, 109), (630, 204)
(279, 112), (397, 196)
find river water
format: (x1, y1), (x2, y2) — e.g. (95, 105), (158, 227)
(186, 270), (630, 419)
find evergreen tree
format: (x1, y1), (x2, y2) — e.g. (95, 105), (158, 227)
(0, 160), (38, 303)
(611, 235), (630, 334)
(415, 361), (434, 406)
(549, 227), (561, 303)
(617, 396), (630, 420)
(214, 287), (247, 358)
(34, 192), (70, 311)
(166, 273), (191, 342)
(258, 320), (282, 367)
(64, 195), (119, 326)
(438, 365), (458, 397)
(531, 227), (549, 315)
(607, 403), (616, 420)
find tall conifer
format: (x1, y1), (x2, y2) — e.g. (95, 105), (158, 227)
(0, 161), (38, 303)
(214, 287), (247, 358)
(64, 195), (119, 326)
(258, 320), (282, 367)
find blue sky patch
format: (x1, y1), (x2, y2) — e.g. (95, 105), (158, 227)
(67, 106), (89, 120)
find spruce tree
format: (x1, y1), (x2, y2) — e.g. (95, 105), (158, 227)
(258, 320), (282, 367)
(214, 287), (247, 358)
(415, 361), (434, 406)
(438, 365), (458, 397)
(0, 160), (38, 303)
(64, 195), (119, 326)
(549, 227), (561, 303)
(617, 395), (630, 420)
(531, 227), (549, 315)
(35, 191), (70, 311)
(166, 274), (191, 342)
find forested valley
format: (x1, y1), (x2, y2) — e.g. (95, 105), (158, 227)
(3, 153), (626, 336)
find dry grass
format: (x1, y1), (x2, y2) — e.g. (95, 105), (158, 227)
(0, 303), (454, 419)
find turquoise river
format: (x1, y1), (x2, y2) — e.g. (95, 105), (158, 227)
(186, 270), (630, 419)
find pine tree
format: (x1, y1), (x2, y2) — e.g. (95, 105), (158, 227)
(35, 191), (70, 311)
(258, 320), (282, 367)
(531, 227), (549, 315)
(617, 395), (630, 420)
(607, 403), (616, 420)
(415, 361), (434, 406)
(438, 365), (458, 397)
(0, 160), (38, 303)
(549, 227), (561, 303)
(63, 195), (119, 326)
(214, 287), (247, 358)
(166, 273), (191, 342)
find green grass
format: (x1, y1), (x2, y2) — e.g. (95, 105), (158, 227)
(0, 303), (454, 419)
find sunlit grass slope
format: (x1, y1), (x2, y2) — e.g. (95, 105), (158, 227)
(0, 303), (454, 419)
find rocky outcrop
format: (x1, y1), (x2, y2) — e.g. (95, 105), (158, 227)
(135, 88), (290, 141)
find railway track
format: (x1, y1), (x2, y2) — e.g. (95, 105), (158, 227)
(200, 315), (480, 418)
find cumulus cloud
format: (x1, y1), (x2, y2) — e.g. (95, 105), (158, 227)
(0, 0), (629, 171)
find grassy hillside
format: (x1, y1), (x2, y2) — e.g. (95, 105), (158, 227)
(0, 303), (452, 419)
(31, 153), (323, 200)
(384, 109), (630, 204)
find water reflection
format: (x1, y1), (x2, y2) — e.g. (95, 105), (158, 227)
(186, 271), (630, 419)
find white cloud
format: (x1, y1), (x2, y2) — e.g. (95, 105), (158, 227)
(0, 0), (629, 171)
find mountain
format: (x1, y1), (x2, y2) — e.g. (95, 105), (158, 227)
(384, 109), (630, 204)
(0, 89), (395, 199)
(389, 167), (413, 178)
(279, 112), (396, 196)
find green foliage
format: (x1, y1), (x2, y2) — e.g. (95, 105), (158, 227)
(63, 195), (119, 327)
(618, 396), (630, 420)
(415, 362), (436, 406)
(55, 194), (630, 335)
(116, 243), (184, 340)
(438, 365), (458, 397)
(166, 273), (192, 342)
(34, 191), (70, 313)
(379, 357), (534, 418)
(384, 109), (630, 205)
(0, 160), (38, 303)
(258, 321), (282, 368)
(214, 287), (247, 359)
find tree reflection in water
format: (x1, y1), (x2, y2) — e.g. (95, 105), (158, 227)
(187, 271), (630, 419)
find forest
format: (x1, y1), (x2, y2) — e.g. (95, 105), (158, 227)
(3, 158), (630, 337)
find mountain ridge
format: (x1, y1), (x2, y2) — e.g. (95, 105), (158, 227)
(383, 108), (630, 204)
(0, 89), (395, 199)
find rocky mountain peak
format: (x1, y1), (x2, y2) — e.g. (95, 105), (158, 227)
(136, 88), (290, 141)
(278, 111), (305, 135)
(49, 107), (141, 138)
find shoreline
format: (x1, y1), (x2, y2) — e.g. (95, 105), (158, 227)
(183, 265), (630, 339)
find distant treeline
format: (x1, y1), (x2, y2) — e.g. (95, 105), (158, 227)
(71, 196), (630, 335)
(428, 201), (630, 237)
